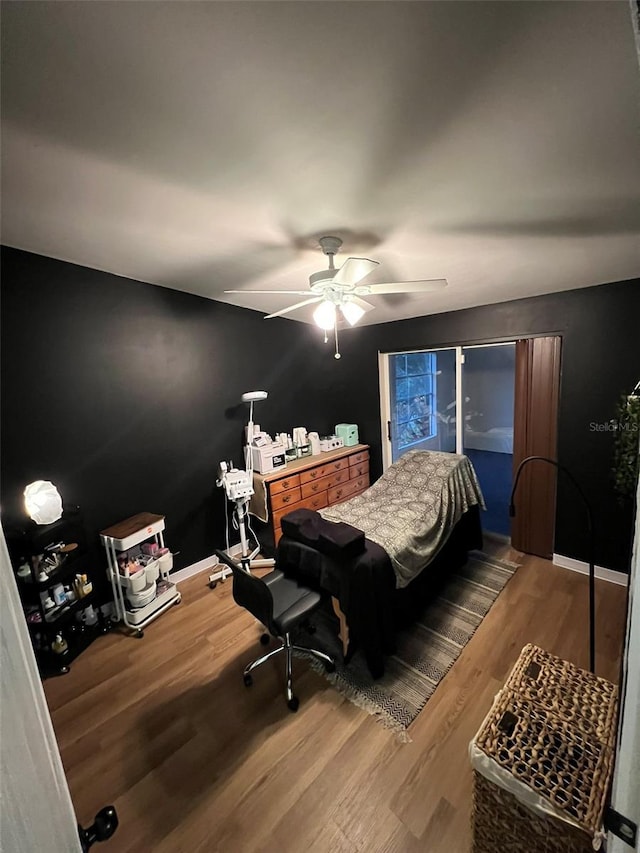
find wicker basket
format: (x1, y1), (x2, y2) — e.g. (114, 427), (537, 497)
(470, 645), (618, 853)
(503, 645), (618, 742)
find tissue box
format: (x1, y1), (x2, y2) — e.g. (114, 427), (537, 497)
(335, 423), (359, 447)
(251, 442), (286, 474)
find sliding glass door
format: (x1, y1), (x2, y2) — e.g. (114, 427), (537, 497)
(380, 343), (516, 536)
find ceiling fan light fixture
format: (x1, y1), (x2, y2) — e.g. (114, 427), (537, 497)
(340, 301), (365, 326)
(313, 300), (336, 330)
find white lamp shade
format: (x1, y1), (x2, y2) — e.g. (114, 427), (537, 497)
(340, 301), (366, 326)
(313, 300), (336, 330)
(24, 480), (63, 525)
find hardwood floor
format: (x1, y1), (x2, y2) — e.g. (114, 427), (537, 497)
(44, 544), (628, 853)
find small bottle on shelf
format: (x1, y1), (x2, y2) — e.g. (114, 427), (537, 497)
(51, 633), (69, 656)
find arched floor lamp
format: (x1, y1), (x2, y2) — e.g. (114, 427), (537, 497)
(509, 456), (595, 674)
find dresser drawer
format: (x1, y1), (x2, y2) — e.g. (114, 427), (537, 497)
(273, 492), (328, 530)
(301, 468), (350, 498)
(349, 459), (369, 479)
(271, 487), (302, 512)
(299, 457), (349, 484)
(348, 449), (370, 467)
(328, 474), (369, 505)
(300, 473), (330, 499)
(269, 474), (301, 496)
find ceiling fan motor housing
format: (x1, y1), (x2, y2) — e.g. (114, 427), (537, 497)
(318, 235), (343, 257)
(310, 269), (341, 294)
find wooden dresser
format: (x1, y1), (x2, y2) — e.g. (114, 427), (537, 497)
(250, 444), (370, 548)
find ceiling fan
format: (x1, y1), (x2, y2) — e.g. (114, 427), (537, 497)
(225, 235), (448, 358)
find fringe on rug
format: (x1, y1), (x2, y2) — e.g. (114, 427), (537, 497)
(306, 657), (412, 743)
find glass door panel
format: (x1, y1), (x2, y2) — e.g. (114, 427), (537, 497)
(462, 343), (516, 535)
(388, 348), (456, 463)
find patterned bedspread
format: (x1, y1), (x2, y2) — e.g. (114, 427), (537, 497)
(320, 450), (485, 588)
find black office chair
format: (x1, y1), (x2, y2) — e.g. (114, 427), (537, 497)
(214, 549), (335, 712)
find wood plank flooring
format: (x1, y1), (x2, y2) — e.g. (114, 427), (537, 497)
(44, 544), (628, 853)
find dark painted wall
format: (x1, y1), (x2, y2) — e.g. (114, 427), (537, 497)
(2, 247), (638, 574)
(0, 247), (352, 569)
(321, 279), (640, 572)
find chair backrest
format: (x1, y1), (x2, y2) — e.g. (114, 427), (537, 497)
(214, 550), (276, 635)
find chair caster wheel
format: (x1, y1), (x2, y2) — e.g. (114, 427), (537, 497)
(287, 696), (299, 713)
(135, 630), (144, 639)
(209, 581), (217, 589)
(260, 633), (270, 646)
(243, 674), (253, 687)
(325, 661), (336, 674)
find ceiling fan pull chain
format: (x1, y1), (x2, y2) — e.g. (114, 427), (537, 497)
(334, 321), (341, 359)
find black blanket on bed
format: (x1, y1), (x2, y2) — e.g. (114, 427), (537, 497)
(277, 505), (482, 678)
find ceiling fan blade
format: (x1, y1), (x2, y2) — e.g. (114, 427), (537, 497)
(224, 289), (313, 295)
(360, 278), (448, 295)
(332, 257), (379, 287)
(264, 297), (322, 319)
(350, 296), (375, 312)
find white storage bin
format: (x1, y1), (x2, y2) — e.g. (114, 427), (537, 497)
(127, 582), (157, 609)
(159, 552), (173, 575)
(145, 559), (160, 584)
(117, 568), (146, 593)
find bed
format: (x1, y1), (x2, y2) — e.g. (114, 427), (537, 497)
(464, 425), (513, 454)
(276, 450), (485, 677)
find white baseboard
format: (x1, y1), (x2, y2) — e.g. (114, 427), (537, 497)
(226, 543), (244, 558)
(552, 553), (628, 586)
(170, 544), (244, 585)
(171, 554), (219, 584)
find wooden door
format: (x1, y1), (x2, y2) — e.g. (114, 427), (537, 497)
(511, 336), (562, 558)
(0, 524), (83, 852)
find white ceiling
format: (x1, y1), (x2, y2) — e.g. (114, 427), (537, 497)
(2, 1), (639, 326)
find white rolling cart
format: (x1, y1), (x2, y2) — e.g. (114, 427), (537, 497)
(100, 512), (181, 638)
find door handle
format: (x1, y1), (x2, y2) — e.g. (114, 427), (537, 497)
(78, 806), (119, 851)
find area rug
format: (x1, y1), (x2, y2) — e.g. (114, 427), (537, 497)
(303, 551), (519, 741)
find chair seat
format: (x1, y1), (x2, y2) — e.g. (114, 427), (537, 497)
(262, 569), (322, 635)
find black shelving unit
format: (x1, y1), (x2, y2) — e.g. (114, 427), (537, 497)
(7, 508), (107, 677)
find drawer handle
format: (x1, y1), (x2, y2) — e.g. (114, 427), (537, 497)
(282, 495), (292, 504)
(282, 480), (291, 489)
(312, 499), (321, 507)
(311, 483), (319, 492)
(334, 463), (341, 470)
(335, 489), (343, 498)
(309, 471), (318, 479)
